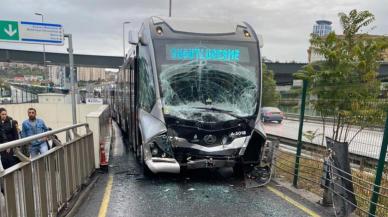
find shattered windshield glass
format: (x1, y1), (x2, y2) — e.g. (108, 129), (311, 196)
(155, 40), (259, 123)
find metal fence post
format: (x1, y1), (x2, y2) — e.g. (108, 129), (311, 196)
(368, 111), (388, 217)
(293, 80), (308, 187)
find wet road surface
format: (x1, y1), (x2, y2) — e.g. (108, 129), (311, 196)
(75, 122), (333, 217)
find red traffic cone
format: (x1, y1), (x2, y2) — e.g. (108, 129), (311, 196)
(100, 143), (108, 169)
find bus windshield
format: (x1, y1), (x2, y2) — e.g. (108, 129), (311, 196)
(154, 40), (259, 122)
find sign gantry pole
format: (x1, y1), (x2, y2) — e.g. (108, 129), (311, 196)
(64, 33), (77, 125)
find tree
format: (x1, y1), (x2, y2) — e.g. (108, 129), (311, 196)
(262, 63), (280, 107)
(295, 9), (388, 144)
(0, 77), (10, 89)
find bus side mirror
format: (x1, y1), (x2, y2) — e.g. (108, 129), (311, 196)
(128, 30), (138, 45)
(139, 34), (148, 46)
(258, 34), (264, 48)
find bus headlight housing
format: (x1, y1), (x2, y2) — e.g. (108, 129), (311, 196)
(147, 134), (174, 158)
(156, 26), (163, 35)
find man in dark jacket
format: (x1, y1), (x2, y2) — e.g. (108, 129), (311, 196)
(0, 107), (20, 169)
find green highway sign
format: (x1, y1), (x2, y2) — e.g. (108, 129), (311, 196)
(0, 20), (19, 41)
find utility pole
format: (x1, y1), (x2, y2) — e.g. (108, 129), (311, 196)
(34, 13), (46, 66)
(169, 0), (172, 17)
(65, 34), (77, 124)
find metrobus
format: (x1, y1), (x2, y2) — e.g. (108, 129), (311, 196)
(113, 16), (272, 176)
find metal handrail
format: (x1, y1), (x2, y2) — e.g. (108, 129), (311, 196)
(0, 123), (96, 217)
(0, 123), (89, 151)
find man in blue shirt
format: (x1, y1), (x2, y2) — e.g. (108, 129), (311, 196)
(21, 108), (48, 158)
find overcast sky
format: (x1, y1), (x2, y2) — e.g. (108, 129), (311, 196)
(0, 0), (387, 63)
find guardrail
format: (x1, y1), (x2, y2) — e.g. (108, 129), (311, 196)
(268, 133), (388, 216)
(266, 134), (387, 168)
(0, 123), (95, 217)
(285, 113), (384, 130)
(279, 79), (388, 216)
(285, 112), (334, 123)
(0, 99), (39, 105)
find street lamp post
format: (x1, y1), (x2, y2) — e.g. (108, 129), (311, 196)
(64, 33), (77, 125)
(34, 13), (46, 66)
(169, 0), (172, 17)
(122, 21), (131, 63)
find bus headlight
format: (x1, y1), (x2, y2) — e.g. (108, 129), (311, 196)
(156, 26), (163, 35)
(151, 147), (159, 156)
(147, 134), (174, 158)
(243, 30), (251, 38)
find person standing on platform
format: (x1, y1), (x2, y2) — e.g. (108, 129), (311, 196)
(0, 107), (20, 169)
(21, 108), (49, 158)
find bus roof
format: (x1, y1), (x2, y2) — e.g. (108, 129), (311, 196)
(151, 16), (247, 35)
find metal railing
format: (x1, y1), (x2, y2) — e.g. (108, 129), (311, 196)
(266, 134), (387, 168)
(273, 147), (388, 217)
(272, 80), (388, 217)
(284, 113), (384, 130)
(0, 99), (39, 105)
(0, 123), (95, 217)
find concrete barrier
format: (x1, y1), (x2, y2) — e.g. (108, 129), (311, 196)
(0, 103), (104, 141)
(86, 105), (111, 169)
(0, 102), (112, 169)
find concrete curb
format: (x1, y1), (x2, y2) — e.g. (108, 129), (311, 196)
(271, 178), (336, 216)
(60, 173), (100, 217)
(272, 178), (323, 204)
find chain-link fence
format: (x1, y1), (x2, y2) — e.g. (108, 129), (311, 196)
(267, 80), (388, 217)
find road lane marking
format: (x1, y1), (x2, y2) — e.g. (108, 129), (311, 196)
(98, 175), (113, 217)
(266, 186), (320, 217)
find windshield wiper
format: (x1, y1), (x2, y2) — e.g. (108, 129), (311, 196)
(193, 106), (249, 122)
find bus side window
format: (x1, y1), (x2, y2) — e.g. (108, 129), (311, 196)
(138, 45), (156, 112)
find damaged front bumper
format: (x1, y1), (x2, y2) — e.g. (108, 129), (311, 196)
(139, 110), (269, 174)
(145, 155), (236, 173)
(145, 157), (180, 174)
(143, 133), (246, 173)
(186, 158), (236, 169)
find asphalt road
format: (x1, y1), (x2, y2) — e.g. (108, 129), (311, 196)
(75, 122), (333, 217)
(263, 119), (385, 160)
